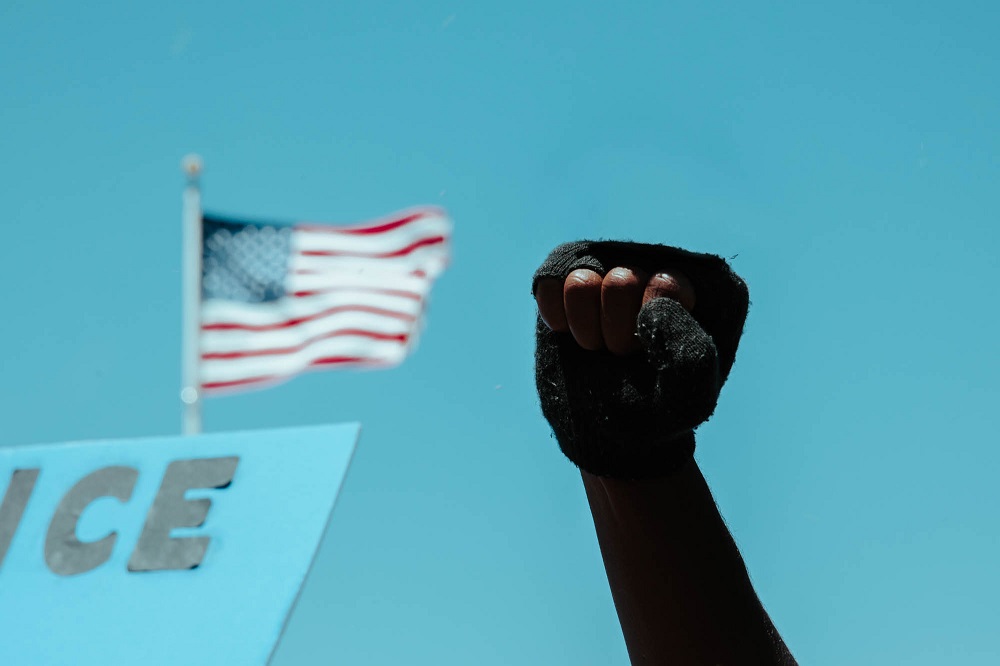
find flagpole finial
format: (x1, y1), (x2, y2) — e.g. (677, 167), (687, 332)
(182, 154), (203, 184)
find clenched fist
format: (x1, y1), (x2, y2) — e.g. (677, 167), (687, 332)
(532, 241), (749, 479)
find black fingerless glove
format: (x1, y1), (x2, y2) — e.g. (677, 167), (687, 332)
(532, 241), (749, 479)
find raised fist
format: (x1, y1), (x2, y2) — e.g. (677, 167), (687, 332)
(532, 241), (749, 479)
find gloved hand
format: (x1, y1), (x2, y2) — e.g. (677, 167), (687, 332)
(532, 241), (749, 479)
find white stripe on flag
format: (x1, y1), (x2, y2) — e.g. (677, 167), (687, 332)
(288, 247), (449, 275)
(201, 307), (417, 354)
(285, 270), (431, 296)
(201, 291), (424, 328)
(201, 336), (410, 388)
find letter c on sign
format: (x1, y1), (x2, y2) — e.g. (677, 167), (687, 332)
(45, 466), (139, 576)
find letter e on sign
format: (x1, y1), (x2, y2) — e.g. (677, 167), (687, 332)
(128, 457), (239, 572)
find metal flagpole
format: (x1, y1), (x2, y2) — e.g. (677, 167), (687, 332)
(180, 154), (204, 435)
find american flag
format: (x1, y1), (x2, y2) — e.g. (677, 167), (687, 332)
(198, 206), (452, 394)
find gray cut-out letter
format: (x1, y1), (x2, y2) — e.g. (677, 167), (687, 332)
(0, 469), (40, 570)
(128, 457), (238, 572)
(45, 466), (139, 576)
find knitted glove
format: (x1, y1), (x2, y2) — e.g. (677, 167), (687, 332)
(533, 241), (749, 479)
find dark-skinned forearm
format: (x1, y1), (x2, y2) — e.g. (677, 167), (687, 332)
(582, 460), (796, 665)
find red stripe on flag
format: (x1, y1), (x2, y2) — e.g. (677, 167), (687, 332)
(296, 212), (426, 235)
(291, 268), (430, 277)
(291, 287), (423, 301)
(202, 304), (417, 332)
(201, 357), (393, 392)
(202, 375), (290, 392)
(298, 235), (446, 259)
(202, 329), (408, 360)
(310, 356), (394, 367)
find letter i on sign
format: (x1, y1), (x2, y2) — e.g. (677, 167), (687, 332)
(0, 469), (40, 569)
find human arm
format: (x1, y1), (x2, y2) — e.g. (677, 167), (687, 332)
(534, 258), (796, 665)
(582, 464), (794, 665)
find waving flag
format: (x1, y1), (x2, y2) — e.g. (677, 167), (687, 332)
(197, 207), (451, 394)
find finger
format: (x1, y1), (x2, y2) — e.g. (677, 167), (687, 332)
(564, 269), (604, 351)
(643, 271), (697, 312)
(535, 278), (569, 331)
(601, 267), (647, 356)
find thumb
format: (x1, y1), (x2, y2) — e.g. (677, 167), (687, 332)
(637, 297), (721, 428)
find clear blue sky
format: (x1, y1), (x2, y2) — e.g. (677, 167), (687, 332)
(2, 1), (999, 663)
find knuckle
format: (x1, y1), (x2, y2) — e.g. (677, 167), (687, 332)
(565, 269), (602, 293)
(534, 279), (561, 302)
(648, 273), (681, 294)
(646, 272), (696, 311)
(602, 267), (641, 291)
